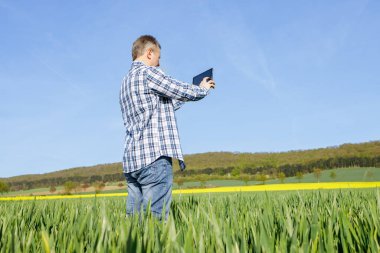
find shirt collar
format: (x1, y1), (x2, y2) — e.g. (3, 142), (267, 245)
(132, 61), (145, 67)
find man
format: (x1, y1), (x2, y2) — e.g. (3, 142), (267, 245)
(119, 35), (215, 219)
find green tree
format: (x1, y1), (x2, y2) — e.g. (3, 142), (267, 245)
(0, 181), (10, 194)
(329, 171), (337, 181)
(195, 175), (207, 188)
(231, 168), (241, 177)
(255, 174), (267, 185)
(93, 181), (106, 194)
(277, 172), (286, 183)
(240, 174), (251, 186)
(295, 172), (304, 183)
(81, 183), (90, 191)
(49, 185), (56, 193)
(313, 168), (322, 183)
(63, 181), (77, 194)
(174, 177), (185, 189)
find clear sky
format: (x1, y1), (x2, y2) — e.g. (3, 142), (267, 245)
(1, 0), (379, 177)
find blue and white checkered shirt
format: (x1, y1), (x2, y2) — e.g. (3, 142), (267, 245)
(120, 61), (209, 173)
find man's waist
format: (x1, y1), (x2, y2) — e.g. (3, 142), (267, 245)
(154, 156), (172, 165)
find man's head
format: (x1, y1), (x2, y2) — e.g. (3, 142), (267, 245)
(132, 35), (161, 67)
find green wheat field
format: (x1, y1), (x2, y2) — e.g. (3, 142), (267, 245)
(1, 189), (380, 252)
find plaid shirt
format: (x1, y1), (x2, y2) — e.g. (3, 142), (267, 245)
(120, 61), (209, 173)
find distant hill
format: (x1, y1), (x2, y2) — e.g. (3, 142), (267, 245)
(2, 140), (380, 191)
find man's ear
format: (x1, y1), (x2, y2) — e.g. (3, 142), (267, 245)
(146, 48), (153, 60)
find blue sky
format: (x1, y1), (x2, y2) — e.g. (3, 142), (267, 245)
(0, 0), (379, 177)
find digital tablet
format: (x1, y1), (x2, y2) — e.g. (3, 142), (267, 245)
(192, 68), (213, 86)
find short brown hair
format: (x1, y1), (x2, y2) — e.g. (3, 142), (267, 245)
(132, 35), (161, 60)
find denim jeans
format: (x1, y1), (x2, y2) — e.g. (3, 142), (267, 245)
(124, 156), (173, 220)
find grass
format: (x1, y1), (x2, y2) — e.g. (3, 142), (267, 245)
(1, 189), (379, 252)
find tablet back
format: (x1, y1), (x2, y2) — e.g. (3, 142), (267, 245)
(192, 68), (213, 85)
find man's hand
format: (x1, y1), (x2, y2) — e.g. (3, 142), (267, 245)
(200, 77), (215, 90)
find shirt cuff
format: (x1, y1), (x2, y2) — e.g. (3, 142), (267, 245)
(199, 86), (209, 94)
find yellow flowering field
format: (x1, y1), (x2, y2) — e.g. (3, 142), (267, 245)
(1, 182), (379, 201)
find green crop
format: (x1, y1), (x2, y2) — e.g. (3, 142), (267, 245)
(0, 190), (379, 252)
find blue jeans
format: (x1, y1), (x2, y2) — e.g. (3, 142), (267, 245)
(124, 156), (173, 220)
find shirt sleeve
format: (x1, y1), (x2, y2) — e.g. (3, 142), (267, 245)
(146, 66), (209, 101)
(172, 99), (185, 111)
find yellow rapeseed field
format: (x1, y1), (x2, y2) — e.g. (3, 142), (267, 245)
(1, 182), (379, 201)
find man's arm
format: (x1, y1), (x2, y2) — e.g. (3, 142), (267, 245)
(172, 99), (185, 111)
(146, 66), (209, 101)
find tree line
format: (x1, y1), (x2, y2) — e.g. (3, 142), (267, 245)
(8, 173), (125, 191)
(4, 155), (379, 192)
(175, 155), (380, 178)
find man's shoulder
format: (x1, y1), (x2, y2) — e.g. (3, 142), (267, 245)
(127, 63), (166, 84)
(130, 63), (148, 73)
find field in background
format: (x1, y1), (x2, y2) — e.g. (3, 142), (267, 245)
(178, 167), (380, 188)
(2, 167), (379, 197)
(3, 141), (379, 193)
(1, 182), (379, 202)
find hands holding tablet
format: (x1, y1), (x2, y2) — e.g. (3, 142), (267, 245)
(192, 68), (215, 89)
(200, 77), (216, 90)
